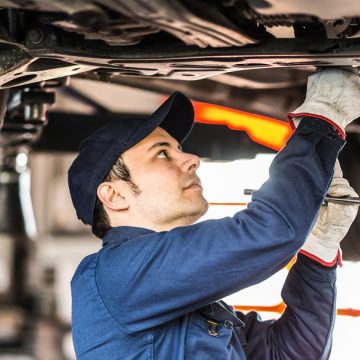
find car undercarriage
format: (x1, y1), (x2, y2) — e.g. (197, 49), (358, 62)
(0, 2), (359, 356)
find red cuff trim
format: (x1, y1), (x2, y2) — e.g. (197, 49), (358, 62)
(299, 249), (342, 267)
(287, 112), (346, 140)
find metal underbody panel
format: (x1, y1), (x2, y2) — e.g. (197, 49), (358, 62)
(249, 0), (360, 19)
(0, 35), (360, 88)
(0, 0), (360, 88)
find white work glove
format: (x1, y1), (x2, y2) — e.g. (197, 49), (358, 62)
(288, 68), (360, 138)
(300, 160), (359, 266)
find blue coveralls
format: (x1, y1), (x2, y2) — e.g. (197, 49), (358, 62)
(71, 118), (344, 359)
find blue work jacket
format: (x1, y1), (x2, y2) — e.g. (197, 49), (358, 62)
(72, 118), (343, 359)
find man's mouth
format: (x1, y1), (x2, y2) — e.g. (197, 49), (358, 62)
(184, 178), (202, 190)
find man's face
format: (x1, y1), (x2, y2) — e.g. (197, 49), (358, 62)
(121, 127), (209, 230)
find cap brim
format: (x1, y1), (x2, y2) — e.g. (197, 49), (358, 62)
(124, 92), (194, 158)
(146, 91), (194, 144)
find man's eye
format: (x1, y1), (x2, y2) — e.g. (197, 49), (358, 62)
(157, 150), (168, 159)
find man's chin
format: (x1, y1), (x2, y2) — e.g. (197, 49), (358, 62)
(201, 199), (209, 216)
(192, 198), (209, 221)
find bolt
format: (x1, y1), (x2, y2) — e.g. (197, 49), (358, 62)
(28, 28), (43, 45)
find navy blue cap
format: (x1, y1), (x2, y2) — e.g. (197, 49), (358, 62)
(68, 92), (194, 225)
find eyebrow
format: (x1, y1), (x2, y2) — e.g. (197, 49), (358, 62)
(147, 141), (182, 152)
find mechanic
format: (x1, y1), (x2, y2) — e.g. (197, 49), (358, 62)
(68, 68), (359, 359)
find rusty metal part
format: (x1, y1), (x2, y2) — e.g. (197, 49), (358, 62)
(1, 83), (56, 154)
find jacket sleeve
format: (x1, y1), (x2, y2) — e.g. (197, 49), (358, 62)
(237, 254), (336, 360)
(96, 117), (344, 333)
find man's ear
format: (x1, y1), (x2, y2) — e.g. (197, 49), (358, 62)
(97, 181), (129, 211)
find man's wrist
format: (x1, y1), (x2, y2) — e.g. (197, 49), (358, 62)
(291, 116), (346, 147)
(298, 252), (339, 270)
(299, 248), (342, 268)
(288, 113), (346, 140)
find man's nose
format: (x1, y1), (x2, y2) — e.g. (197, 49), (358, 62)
(181, 152), (200, 172)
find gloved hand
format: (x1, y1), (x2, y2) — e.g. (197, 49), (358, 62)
(288, 68), (360, 138)
(300, 160), (359, 266)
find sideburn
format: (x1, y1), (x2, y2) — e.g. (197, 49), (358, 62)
(106, 156), (141, 196)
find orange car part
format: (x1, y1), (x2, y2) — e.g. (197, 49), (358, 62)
(233, 304), (360, 318)
(192, 101), (293, 151)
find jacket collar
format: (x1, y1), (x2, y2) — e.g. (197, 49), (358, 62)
(102, 226), (155, 246)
